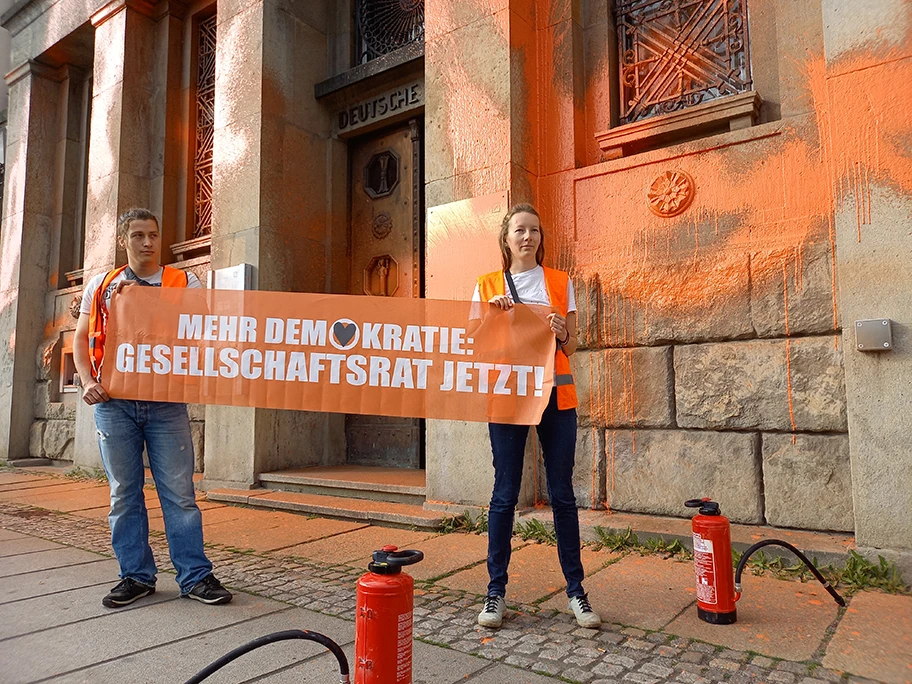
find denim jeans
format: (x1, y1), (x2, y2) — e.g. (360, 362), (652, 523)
(95, 399), (212, 593)
(486, 389), (585, 598)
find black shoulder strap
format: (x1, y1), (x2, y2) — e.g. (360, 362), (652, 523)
(504, 270), (522, 304)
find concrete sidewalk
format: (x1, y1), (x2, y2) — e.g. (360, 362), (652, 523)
(0, 468), (909, 684)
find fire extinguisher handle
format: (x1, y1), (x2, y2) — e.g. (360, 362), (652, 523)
(684, 499), (705, 508)
(372, 548), (424, 567)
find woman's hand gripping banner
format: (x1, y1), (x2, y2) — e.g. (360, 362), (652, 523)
(103, 288), (557, 425)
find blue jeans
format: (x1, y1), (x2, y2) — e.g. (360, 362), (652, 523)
(486, 389), (585, 598)
(95, 399), (212, 593)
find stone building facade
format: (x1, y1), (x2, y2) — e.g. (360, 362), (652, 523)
(1, 0), (909, 572)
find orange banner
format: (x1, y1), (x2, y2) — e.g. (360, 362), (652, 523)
(104, 288), (557, 425)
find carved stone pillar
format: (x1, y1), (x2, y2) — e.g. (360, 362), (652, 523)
(73, 0), (160, 467)
(822, 0), (912, 575)
(0, 62), (60, 461)
(203, 0), (336, 488)
(423, 0), (589, 509)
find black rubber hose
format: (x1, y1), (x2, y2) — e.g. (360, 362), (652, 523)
(183, 629), (350, 684)
(734, 539), (846, 607)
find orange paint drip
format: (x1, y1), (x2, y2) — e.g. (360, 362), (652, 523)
(785, 338), (798, 441)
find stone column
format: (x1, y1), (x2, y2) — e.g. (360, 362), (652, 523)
(0, 62), (60, 462)
(424, 0), (587, 509)
(73, 0), (160, 467)
(822, 0), (912, 574)
(203, 0), (337, 488)
(149, 2), (186, 251)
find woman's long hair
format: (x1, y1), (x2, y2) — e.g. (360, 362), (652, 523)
(499, 203), (546, 271)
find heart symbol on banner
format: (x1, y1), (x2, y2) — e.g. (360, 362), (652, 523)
(333, 321), (357, 347)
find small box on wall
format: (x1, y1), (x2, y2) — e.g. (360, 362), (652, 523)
(855, 319), (893, 351)
(207, 264), (254, 291)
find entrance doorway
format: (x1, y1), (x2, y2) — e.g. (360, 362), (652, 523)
(345, 119), (423, 468)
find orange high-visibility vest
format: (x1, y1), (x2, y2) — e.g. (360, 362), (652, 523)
(476, 266), (578, 410)
(88, 265), (189, 381)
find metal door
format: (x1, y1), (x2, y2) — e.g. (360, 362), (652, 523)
(346, 119), (422, 467)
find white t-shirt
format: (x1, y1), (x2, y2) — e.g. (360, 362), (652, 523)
(469, 266), (576, 320)
(80, 267), (202, 316)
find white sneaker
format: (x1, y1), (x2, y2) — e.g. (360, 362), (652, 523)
(569, 594), (601, 628)
(478, 594), (506, 628)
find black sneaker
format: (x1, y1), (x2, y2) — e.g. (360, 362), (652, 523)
(102, 578), (155, 608)
(182, 574), (233, 605)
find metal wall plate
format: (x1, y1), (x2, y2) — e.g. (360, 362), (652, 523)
(855, 319), (893, 351)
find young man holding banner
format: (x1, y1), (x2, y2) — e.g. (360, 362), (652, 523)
(74, 208), (232, 608)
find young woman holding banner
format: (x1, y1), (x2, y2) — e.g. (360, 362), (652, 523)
(468, 203), (600, 630)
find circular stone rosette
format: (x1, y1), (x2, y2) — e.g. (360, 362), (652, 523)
(647, 170), (695, 218)
(372, 212), (393, 239)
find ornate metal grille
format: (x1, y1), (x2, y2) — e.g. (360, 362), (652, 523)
(193, 14), (217, 238)
(616, 0), (752, 124)
(355, 0), (424, 65)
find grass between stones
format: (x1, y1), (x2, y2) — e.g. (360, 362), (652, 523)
(590, 526), (911, 596)
(64, 466), (108, 482)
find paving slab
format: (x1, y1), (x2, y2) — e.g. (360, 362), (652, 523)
(45, 606), (354, 684)
(462, 664), (557, 683)
(539, 553), (693, 630)
(438, 541), (609, 604)
(3, 486), (112, 513)
(401, 531), (491, 582)
(0, 473), (52, 485)
(257, 639), (491, 684)
(0, 574), (179, 640)
(148, 498), (225, 522)
(199, 509), (365, 553)
(823, 591), (912, 684)
(665, 573), (840, 660)
(2, 590), (288, 683)
(0, 547), (110, 578)
(0, 558), (120, 604)
(148, 502), (248, 533)
(275, 524), (431, 564)
(0, 479), (77, 492)
(0, 528), (29, 541)
(76, 492), (215, 525)
(67, 505), (113, 520)
(0, 537), (64, 557)
(0, 481), (102, 502)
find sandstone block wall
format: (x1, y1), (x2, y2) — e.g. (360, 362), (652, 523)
(562, 332), (853, 530)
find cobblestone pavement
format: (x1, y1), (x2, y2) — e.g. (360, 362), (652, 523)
(0, 502), (880, 684)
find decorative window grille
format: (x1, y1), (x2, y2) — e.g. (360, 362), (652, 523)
(193, 14), (217, 238)
(355, 0), (424, 65)
(615, 0), (752, 125)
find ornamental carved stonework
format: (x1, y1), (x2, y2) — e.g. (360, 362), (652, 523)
(647, 170), (695, 217)
(70, 295), (82, 320)
(372, 212), (393, 239)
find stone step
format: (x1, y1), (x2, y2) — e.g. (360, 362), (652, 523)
(206, 487), (445, 530)
(257, 466), (427, 506)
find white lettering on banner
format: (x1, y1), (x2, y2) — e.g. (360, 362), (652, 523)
(112, 343), (545, 396)
(116, 344), (134, 373)
(178, 314), (258, 342)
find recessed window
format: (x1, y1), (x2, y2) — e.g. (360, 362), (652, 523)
(60, 350), (79, 394)
(615, 0), (753, 124)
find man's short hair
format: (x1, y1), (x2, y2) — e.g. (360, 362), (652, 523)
(117, 208), (160, 240)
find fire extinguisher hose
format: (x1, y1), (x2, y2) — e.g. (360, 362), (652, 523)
(183, 629), (351, 684)
(734, 540), (846, 607)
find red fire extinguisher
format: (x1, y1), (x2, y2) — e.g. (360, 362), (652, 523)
(685, 498), (845, 626)
(355, 545), (424, 684)
(685, 498), (738, 624)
